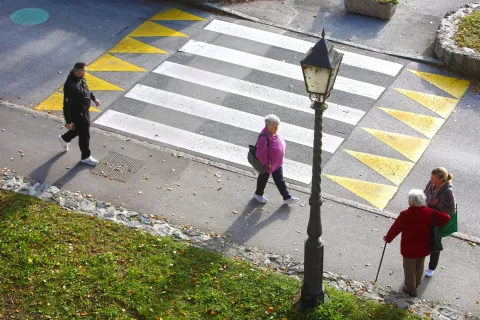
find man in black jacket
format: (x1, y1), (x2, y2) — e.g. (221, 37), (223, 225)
(58, 62), (100, 165)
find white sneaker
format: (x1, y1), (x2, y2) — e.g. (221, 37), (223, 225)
(425, 269), (435, 277)
(284, 196), (300, 205)
(81, 156), (98, 166)
(58, 135), (69, 152)
(253, 194), (268, 203)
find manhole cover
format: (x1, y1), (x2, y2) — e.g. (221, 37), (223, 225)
(90, 152), (145, 182)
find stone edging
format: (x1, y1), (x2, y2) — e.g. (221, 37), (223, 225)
(435, 2), (480, 78)
(1, 169), (478, 319)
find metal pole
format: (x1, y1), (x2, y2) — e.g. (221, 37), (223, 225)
(374, 243), (387, 284)
(298, 100), (326, 309)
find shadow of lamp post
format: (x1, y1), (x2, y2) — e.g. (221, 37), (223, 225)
(297, 29), (344, 310)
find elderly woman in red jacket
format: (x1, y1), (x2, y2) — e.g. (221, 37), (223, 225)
(384, 189), (450, 297)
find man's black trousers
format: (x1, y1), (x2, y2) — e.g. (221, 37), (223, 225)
(61, 111), (91, 160)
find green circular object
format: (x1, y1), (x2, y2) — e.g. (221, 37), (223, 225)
(11, 8), (49, 25)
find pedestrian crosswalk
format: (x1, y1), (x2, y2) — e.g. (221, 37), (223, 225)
(94, 18), (405, 185)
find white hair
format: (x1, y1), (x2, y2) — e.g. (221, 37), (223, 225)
(265, 114), (281, 126)
(408, 189), (427, 207)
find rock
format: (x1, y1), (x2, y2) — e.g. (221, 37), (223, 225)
(173, 230), (189, 241)
(395, 300), (410, 309)
(127, 221), (141, 228)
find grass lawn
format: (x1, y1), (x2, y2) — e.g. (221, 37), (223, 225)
(454, 10), (480, 52)
(0, 190), (422, 319)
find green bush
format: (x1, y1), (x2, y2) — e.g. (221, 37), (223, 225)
(379, 0), (399, 4)
(454, 10), (480, 53)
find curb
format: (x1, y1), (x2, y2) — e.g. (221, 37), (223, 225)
(1, 101), (479, 246)
(203, 3), (445, 67)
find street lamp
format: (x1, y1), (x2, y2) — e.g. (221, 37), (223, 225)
(298, 29), (343, 309)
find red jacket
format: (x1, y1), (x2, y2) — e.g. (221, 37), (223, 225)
(385, 206), (450, 259)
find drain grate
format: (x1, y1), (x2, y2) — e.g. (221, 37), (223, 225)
(90, 152), (145, 182)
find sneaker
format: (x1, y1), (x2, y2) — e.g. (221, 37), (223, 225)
(58, 135), (69, 152)
(80, 156), (98, 166)
(425, 269), (435, 277)
(284, 196), (300, 205)
(253, 194), (268, 203)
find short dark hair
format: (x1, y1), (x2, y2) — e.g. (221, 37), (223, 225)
(74, 62), (87, 70)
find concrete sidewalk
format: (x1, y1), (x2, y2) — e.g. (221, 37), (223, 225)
(1, 102), (479, 316)
(207, 0), (471, 59)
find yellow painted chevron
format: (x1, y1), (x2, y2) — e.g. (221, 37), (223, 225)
(363, 128), (429, 162)
(85, 73), (123, 91)
(88, 54), (146, 72)
(395, 88), (458, 119)
(408, 69), (470, 99)
(35, 92), (100, 112)
(129, 21), (187, 37)
(378, 107), (445, 139)
(344, 150), (414, 186)
(150, 8), (206, 21)
(324, 175), (398, 210)
(109, 36), (167, 54)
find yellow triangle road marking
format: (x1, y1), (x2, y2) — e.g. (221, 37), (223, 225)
(85, 73), (123, 91)
(344, 150), (414, 186)
(129, 21), (187, 37)
(150, 8), (206, 21)
(363, 128), (429, 162)
(108, 36), (167, 54)
(324, 175), (398, 210)
(395, 88), (458, 119)
(408, 70), (470, 99)
(35, 92), (100, 112)
(88, 53), (146, 72)
(378, 107), (445, 139)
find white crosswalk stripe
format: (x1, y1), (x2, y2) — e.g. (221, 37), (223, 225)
(95, 110), (313, 184)
(204, 19), (404, 77)
(125, 84), (344, 153)
(179, 40), (385, 99)
(95, 18), (404, 184)
(153, 61), (366, 125)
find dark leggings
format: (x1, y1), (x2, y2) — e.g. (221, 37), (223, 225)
(255, 166), (291, 200)
(428, 251), (441, 270)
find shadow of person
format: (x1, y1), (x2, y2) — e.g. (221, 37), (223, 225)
(28, 153), (66, 183)
(226, 199), (291, 245)
(416, 276), (432, 297)
(52, 162), (90, 189)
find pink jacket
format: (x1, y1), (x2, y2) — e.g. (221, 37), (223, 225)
(255, 127), (286, 174)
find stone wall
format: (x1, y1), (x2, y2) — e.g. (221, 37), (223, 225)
(435, 2), (480, 78)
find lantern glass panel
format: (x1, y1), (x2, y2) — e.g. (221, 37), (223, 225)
(326, 62), (340, 95)
(303, 65), (330, 95)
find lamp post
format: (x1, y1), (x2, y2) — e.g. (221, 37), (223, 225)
(298, 29), (343, 309)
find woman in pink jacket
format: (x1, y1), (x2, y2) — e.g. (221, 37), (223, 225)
(254, 114), (299, 205)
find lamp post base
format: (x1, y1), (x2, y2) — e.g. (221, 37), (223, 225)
(296, 238), (326, 310)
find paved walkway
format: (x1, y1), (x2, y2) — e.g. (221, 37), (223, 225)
(1, 102), (479, 316)
(213, 0), (471, 58)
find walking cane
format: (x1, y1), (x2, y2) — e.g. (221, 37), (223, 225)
(374, 242), (387, 284)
